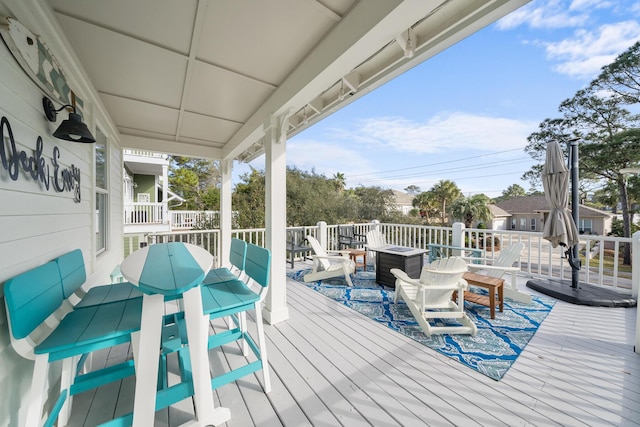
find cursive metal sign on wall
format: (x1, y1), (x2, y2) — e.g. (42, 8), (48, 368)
(1, 116), (81, 202)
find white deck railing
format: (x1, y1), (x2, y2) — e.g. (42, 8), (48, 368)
(125, 221), (636, 293)
(170, 211), (221, 229)
(457, 227), (633, 290)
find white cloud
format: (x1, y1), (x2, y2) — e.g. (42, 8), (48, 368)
(545, 21), (640, 78)
(496, 0), (589, 30)
(286, 140), (375, 178)
(331, 113), (536, 154)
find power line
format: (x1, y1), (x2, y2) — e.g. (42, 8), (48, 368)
(348, 147), (526, 178)
(353, 157), (532, 184)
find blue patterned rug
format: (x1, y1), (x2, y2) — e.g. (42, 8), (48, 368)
(288, 268), (555, 380)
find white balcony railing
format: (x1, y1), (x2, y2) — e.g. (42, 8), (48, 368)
(124, 222), (636, 294)
(124, 203), (164, 224)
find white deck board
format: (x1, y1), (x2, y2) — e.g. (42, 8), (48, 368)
(64, 270), (640, 427)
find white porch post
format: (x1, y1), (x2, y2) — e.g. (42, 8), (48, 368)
(452, 222), (465, 256)
(632, 230), (639, 354)
(219, 159), (233, 268)
(162, 163), (169, 225)
(263, 113), (290, 324)
(317, 221), (328, 248)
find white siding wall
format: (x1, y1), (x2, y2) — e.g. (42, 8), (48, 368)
(0, 15), (124, 425)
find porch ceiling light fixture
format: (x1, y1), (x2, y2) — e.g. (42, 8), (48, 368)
(42, 94), (95, 143)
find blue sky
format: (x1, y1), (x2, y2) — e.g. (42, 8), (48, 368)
(238, 0), (640, 198)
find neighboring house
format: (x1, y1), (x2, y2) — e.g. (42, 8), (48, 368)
(495, 195), (613, 235)
(478, 204), (511, 230)
(123, 150), (178, 234)
(391, 190), (414, 215)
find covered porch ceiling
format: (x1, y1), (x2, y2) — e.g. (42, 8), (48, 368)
(44, 0), (529, 162)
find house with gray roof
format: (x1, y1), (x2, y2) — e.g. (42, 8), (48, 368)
(391, 190), (414, 215)
(494, 195), (613, 235)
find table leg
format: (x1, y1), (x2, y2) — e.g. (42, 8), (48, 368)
(182, 287), (231, 426)
(498, 284), (504, 313)
(132, 293), (165, 427)
(489, 286), (496, 319)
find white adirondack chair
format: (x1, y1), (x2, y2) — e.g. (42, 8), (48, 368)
(303, 235), (355, 286)
(391, 257), (477, 336)
(465, 242), (531, 303)
(365, 229), (387, 270)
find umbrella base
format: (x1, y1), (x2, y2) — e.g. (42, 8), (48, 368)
(526, 278), (636, 307)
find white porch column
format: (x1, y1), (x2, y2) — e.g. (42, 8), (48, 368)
(632, 230), (639, 354)
(451, 222), (465, 256)
(162, 163), (169, 225)
(219, 159), (233, 268)
(263, 113), (290, 324)
(317, 221), (328, 248)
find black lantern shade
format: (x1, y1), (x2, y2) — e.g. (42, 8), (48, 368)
(43, 96), (96, 143)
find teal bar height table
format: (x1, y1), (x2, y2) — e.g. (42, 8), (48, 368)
(120, 242), (231, 427)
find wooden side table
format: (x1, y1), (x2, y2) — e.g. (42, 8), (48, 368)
(462, 272), (504, 319)
(347, 249), (367, 269)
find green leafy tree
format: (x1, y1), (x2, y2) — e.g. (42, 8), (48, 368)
(450, 194), (492, 228)
(169, 156), (220, 210)
(404, 185), (421, 196)
(522, 118), (574, 188)
(493, 184), (527, 203)
(352, 186), (395, 221)
(412, 191), (438, 223)
(430, 179), (461, 225)
(332, 172), (346, 193)
(591, 181), (620, 212)
(593, 41), (640, 105)
(169, 168), (200, 210)
(523, 84), (640, 264)
(232, 168), (265, 228)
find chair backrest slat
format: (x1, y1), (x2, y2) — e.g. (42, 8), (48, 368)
(420, 257), (467, 286)
(55, 249), (87, 298)
(229, 238), (247, 271)
(4, 262), (64, 339)
(494, 242), (525, 267)
(366, 229), (387, 248)
(305, 235), (331, 271)
(244, 243), (270, 288)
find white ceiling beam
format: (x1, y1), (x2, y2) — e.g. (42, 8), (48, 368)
(223, 0), (407, 160)
(174, 0), (208, 142)
(120, 134), (222, 160)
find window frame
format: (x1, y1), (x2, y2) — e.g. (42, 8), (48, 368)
(95, 128), (108, 255)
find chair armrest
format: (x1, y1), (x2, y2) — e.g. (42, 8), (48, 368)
(389, 268), (422, 286)
(310, 254), (350, 262)
(423, 282), (467, 291)
(467, 265), (519, 272)
(334, 250), (351, 257)
(459, 256), (498, 265)
(421, 267), (468, 276)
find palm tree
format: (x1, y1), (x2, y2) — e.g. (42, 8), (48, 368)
(332, 172), (346, 193)
(451, 194), (492, 227)
(412, 191), (438, 223)
(431, 180), (461, 225)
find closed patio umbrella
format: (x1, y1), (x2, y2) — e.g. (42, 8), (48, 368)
(542, 141), (579, 249)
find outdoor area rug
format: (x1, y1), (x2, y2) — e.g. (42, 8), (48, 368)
(287, 268), (555, 381)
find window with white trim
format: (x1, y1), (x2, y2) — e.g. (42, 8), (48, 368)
(95, 128), (108, 253)
(579, 219), (593, 234)
(530, 218), (536, 231)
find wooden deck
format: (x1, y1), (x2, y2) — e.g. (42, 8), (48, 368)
(67, 271), (640, 426)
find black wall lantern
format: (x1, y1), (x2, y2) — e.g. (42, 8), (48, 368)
(42, 93), (95, 143)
